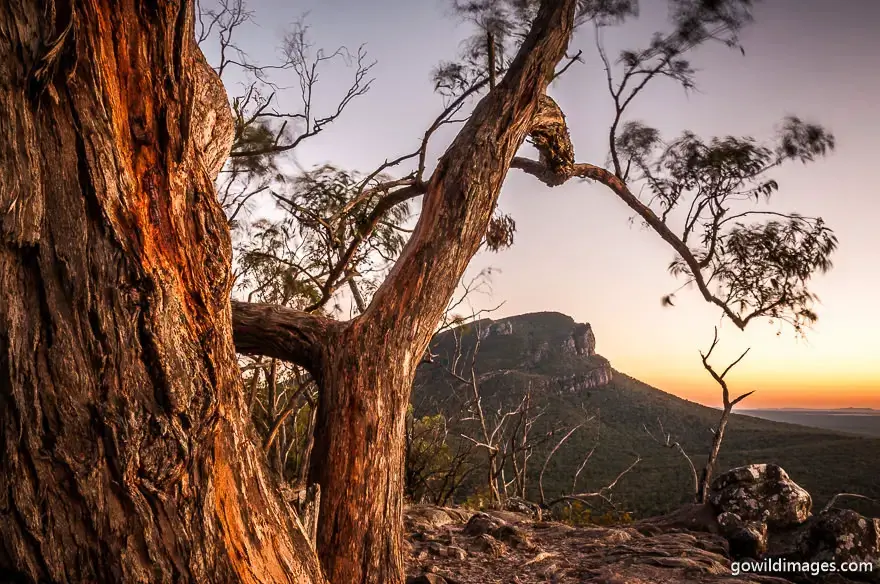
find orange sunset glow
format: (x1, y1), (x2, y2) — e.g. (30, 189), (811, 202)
(232, 0), (879, 410)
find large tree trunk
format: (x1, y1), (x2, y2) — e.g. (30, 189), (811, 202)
(308, 322), (413, 583)
(0, 2), (322, 582)
(289, 2), (576, 582)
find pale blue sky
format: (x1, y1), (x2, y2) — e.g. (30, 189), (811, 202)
(206, 0), (880, 407)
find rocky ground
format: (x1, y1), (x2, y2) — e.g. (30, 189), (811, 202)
(404, 505), (792, 584)
(404, 465), (879, 584)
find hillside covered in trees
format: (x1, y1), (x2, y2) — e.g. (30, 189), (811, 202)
(412, 312), (880, 517)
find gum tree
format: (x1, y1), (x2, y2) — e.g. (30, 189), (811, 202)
(0, 1), (838, 583)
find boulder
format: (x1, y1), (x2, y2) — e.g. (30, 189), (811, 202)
(504, 496), (543, 520)
(799, 508), (880, 582)
(718, 511), (769, 559)
(463, 511), (534, 549)
(446, 546), (467, 561)
(405, 506), (463, 533)
(469, 533), (507, 558)
(710, 464), (812, 528)
(463, 512), (506, 537)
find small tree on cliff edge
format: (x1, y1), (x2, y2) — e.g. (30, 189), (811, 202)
(0, 2), (838, 584)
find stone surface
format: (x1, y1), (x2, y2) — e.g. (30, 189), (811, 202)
(718, 511), (770, 559)
(490, 321), (514, 336)
(469, 533), (507, 558)
(710, 464), (813, 528)
(405, 503), (795, 583)
(635, 503), (722, 536)
(405, 506), (470, 533)
(799, 508), (880, 582)
(569, 322), (596, 356)
(552, 367), (613, 393)
(494, 523), (534, 549)
(505, 496), (544, 520)
(463, 512), (506, 537)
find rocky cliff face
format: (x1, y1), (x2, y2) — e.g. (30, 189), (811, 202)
(550, 368), (613, 393)
(471, 314), (612, 389)
(567, 322), (596, 356)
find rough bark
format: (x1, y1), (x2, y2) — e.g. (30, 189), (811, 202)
(231, 301), (337, 379)
(221, 2), (577, 579)
(0, 2), (323, 582)
(304, 2), (579, 582)
(225, 0), (578, 581)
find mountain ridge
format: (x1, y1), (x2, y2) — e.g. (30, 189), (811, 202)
(413, 311), (880, 517)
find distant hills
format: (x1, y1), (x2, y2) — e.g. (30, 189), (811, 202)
(740, 408), (880, 437)
(413, 312), (880, 518)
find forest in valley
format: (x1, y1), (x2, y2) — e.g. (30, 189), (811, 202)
(1, 1), (875, 583)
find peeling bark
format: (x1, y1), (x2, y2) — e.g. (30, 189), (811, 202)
(0, 2), (322, 582)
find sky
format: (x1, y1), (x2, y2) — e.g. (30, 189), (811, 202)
(207, 0), (880, 409)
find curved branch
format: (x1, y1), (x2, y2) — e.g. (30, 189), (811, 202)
(304, 182), (427, 312)
(360, 0), (578, 350)
(511, 155), (749, 329)
(231, 300), (339, 376)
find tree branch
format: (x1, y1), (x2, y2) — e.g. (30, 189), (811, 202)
(512, 155), (752, 329)
(231, 301), (339, 376)
(360, 0), (578, 353)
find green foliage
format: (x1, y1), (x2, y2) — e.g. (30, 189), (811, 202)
(435, 0), (639, 97)
(462, 487), (497, 511)
(616, 120), (838, 333)
(556, 501), (633, 526)
(235, 163), (413, 311)
(406, 413), (479, 505)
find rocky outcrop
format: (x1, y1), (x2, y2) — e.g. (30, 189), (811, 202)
(491, 320), (514, 336)
(798, 508), (880, 583)
(404, 463), (880, 583)
(698, 464), (879, 582)
(405, 505), (792, 583)
(705, 464), (812, 563)
(405, 506), (472, 534)
(504, 496), (544, 520)
(552, 367), (613, 393)
(710, 464), (813, 528)
(718, 511), (770, 559)
(566, 322), (596, 356)
(478, 319), (515, 339)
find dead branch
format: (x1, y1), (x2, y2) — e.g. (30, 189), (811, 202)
(695, 328), (755, 502)
(821, 493), (879, 514)
(545, 454), (642, 509)
(643, 417), (699, 498)
(538, 422), (585, 505)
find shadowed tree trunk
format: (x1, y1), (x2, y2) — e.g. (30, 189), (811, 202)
(232, 1), (578, 582)
(0, 2), (323, 582)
